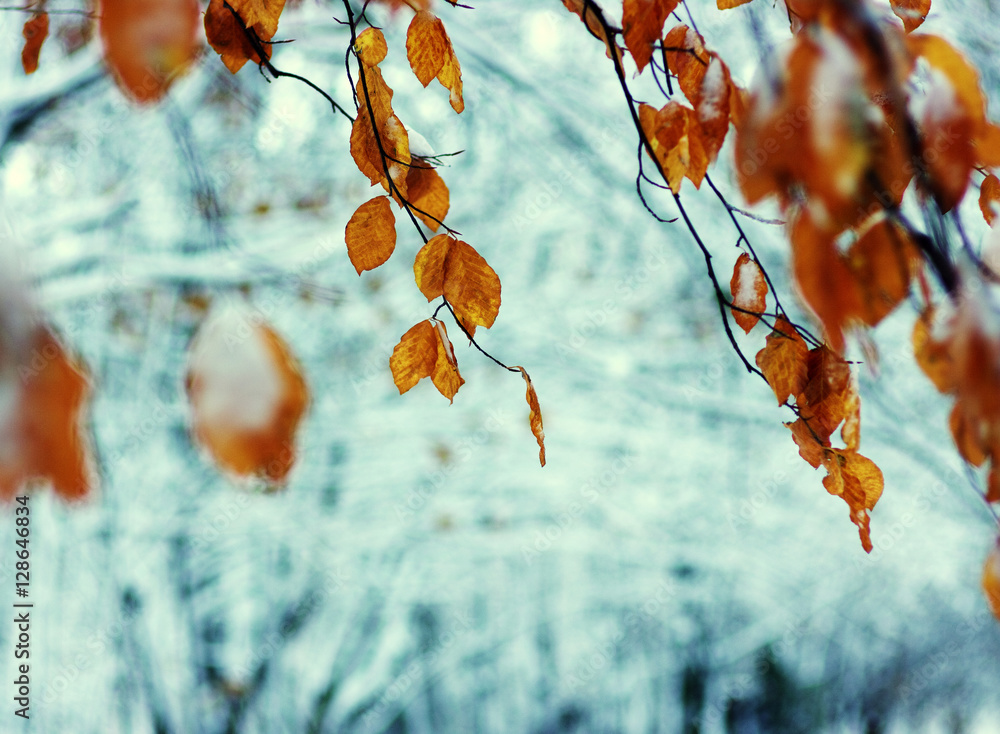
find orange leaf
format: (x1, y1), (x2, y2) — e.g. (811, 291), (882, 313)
(821, 449), (884, 553)
(185, 307), (309, 485)
(356, 27), (388, 67)
(717, 0), (753, 7)
(980, 174), (1000, 226)
(204, 0), (269, 73)
(413, 235), (502, 332)
(622, 0), (680, 73)
(404, 158), (450, 231)
(729, 252), (768, 333)
(560, 0), (621, 61)
(755, 317), (809, 406)
(949, 402), (986, 467)
(101, 0), (200, 102)
(406, 11), (464, 113)
(430, 321), (464, 402)
(0, 325), (95, 501)
(390, 320), (439, 394)
(983, 541), (1000, 620)
(786, 418), (827, 469)
(516, 367), (546, 467)
(891, 0), (930, 32)
(21, 12), (48, 75)
(846, 217), (921, 327)
(840, 374), (861, 451)
(912, 305), (954, 393)
(345, 196), (396, 274)
(663, 25), (710, 107)
(799, 345), (852, 443)
(639, 101), (693, 193)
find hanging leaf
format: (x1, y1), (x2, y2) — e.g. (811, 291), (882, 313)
(356, 27), (388, 67)
(21, 12), (49, 75)
(755, 317), (809, 406)
(983, 541), (1000, 620)
(912, 305), (954, 393)
(204, 0), (270, 73)
(846, 217), (921, 327)
(798, 345), (852, 443)
(345, 196), (397, 274)
(786, 418), (828, 469)
(101, 0), (200, 102)
(185, 307), (309, 485)
(413, 235), (502, 334)
(406, 11), (465, 113)
(821, 449), (884, 553)
(403, 158), (450, 231)
(351, 65), (411, 196)
(0, 325), (95, 501)
(980, 174), (1000, 226)
(718, 0), (753, 7)
(891, 0), (930, 32)
(730, 252), (768, 333)
(622, 0), (680, 73)
(430, 321), (464, 402)
(390, 320), (439, 394)
(514, 367), (546, 467)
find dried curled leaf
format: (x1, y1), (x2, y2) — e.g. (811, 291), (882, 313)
(101, 0), (200, 102)
(430, 321), (464, 402)
(822, 449), (884, 553)
(185, 307), (309, 485)
(799, 345), (852, 443)
(0, 325), (95, 501)
(730, 252), (768, 333)
(21, 12), (49, 75)
(755, 317), (809, 406)
(413, 235), (502, 335)
(516, 367), (546, 467)
(345, 196), (396, 274)
(350, 66), (411, 196)
(622, 0), (680, 73)
(406, 11), (464, 113)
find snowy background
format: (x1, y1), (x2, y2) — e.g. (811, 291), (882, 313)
(1, 1), (1000, 732)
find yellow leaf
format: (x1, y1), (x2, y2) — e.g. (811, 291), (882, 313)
(356, 27), (387, 67)
(413, 236), (502, 332)
(430, 321), (464, 402)
(404, 158), (450, 231)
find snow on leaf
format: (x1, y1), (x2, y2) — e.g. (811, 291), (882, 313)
(185, 307), (309, 485)
(390, 320), (438, 395)
(891, 0), (930, 33)
(840, 373), (861, 451)
(755, 317), (809, 406)
(980, 174), (1000, 226)
(0, 325), (95, 501)
(356, 27), (388, 67)
(516, 367), (546, 467)
(730, 252), (768, 334)
(406, 11), (464, 113)
(430, 321), (464, 402)
(101, 0), (200, 102)
(821, 449), (884, 553)
(663, 25), (710, 107)
(21, 13), (48, 75)
(404, 158), (450, 231)
(622, 0), (681, 73)
(345, 196), (396, 274)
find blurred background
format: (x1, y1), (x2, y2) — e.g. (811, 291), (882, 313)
(1, 1), (1000, 732)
